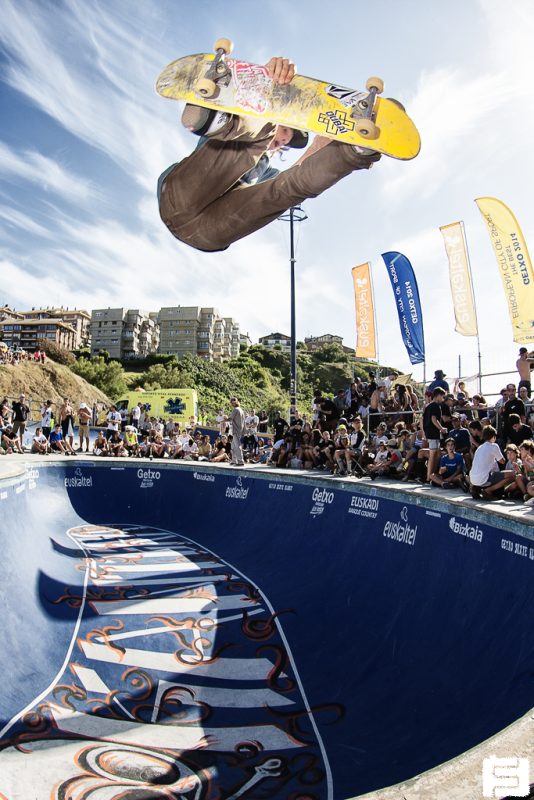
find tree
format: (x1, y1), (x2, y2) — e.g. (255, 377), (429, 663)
(36, 338), (76, 366)
(72, 356), (127, 398)
(97, 348), (111, 363)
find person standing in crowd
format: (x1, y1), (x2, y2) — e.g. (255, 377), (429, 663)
(243, 408), (259, 458)
(0, 396), (12, 425)
(12, 394), (30, 450)
(12, 393), (30, 449)
(229, 397), (245, 466)
(518, 385), (532, 420)
(58, 397), (75, 450)
(77, 402), (92, 452)
(423, 387), (448, 483)
(427, 369), (449, 393)
(106, 404), (122, 441)
(41, 399), (54, 439)
(258, 410), (269, 433)
(516, 347), (534, 396)
(131, 402), (142, 430)
(501, 384), (526, 443)
(272, 410), (289, 443)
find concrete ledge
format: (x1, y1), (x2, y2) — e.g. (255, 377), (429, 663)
(356, 707), (533, 799)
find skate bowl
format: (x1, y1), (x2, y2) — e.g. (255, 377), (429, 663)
(0, 458), (532, 799)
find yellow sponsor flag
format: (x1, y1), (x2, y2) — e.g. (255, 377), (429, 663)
(352, 263), (376, 359)
(475, 197), (534, 344)
(439, 221), (478, 337)
(392, 373), (412, 386)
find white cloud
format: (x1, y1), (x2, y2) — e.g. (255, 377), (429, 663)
(0, 141), (96, 205)
(0, 0), (188, 192)
(0, 205), (54, 239)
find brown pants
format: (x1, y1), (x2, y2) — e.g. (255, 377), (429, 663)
(159, 116), (379, 252)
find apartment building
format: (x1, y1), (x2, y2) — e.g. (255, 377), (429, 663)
(0, 318), (77, 351)
(0, 306), (24, 323)
(0, 306), (90, 349)
(258, 332), (292, 351)
(224, 317), (241, 358)
(90, 308), (159, 359)
(158, 306), (201, 358)
(22, 307), (90, 349)
(304, 333), (344, 351)
(158, 307), (240, 360)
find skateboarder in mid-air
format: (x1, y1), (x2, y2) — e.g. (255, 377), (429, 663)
(158, 56), (381, 253)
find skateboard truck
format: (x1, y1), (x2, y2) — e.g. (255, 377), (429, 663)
(350, 76), (384, 139)
(195, 37), (234, 99)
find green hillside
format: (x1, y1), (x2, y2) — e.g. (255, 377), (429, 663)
(71, 344), (385, 422)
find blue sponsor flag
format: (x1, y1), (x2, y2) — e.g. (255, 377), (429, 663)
(381, 251), (425, 365)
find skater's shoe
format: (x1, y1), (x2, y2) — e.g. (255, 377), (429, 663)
(351, 144), (381, 167)
(353, 144), (378, 156)
(181, 103), (229, 137)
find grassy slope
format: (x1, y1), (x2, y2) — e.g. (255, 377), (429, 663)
(0, 359), (111, 410)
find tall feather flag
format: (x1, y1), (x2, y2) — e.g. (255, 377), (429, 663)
(475, 197), (534, 344)
(439, 221), (478, 337)
(352, 262), (377, 359)
(382, 251), (425, 365)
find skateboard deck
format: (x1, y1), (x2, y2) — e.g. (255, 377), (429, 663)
(156, 53), (421, 161)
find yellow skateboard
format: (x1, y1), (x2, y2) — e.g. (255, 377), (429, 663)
(156, 38), (421, 161)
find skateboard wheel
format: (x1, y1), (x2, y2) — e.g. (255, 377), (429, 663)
(214, 37), (233, 55)
(354, 118), (380, 139)
(195, 77), (217, 98)
(366, 76), (384, 94)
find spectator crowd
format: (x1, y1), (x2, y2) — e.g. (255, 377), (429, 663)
(0, 347), (46, 366)
(1, 361), (533, 508)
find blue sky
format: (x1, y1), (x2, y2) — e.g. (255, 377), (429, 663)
(1, 0), (533, 397)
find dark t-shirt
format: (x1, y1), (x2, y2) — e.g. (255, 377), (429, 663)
(423, 401), (443, 439)
(273, 418), (288, 441)
(507, 424), (533, 446)
(318, 439), (334, 453)
(320, 399), (339, 422)
(12, 402), (29, 422)
(449, 427), (471, 451)
(503, 398), (526, 423)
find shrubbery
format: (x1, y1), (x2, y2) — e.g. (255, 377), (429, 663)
(72, 356), (128, 398)
(36, 339), (76, 366)
(68, 344), (389, 421)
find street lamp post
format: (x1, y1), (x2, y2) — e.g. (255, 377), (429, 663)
(279, 205), (307, 419)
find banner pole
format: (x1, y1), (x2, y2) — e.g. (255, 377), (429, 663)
(461, 221), (482, 393)
(370, 262), (380, 367)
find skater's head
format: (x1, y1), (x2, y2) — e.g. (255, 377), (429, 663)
(268, 125), (308, 152)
